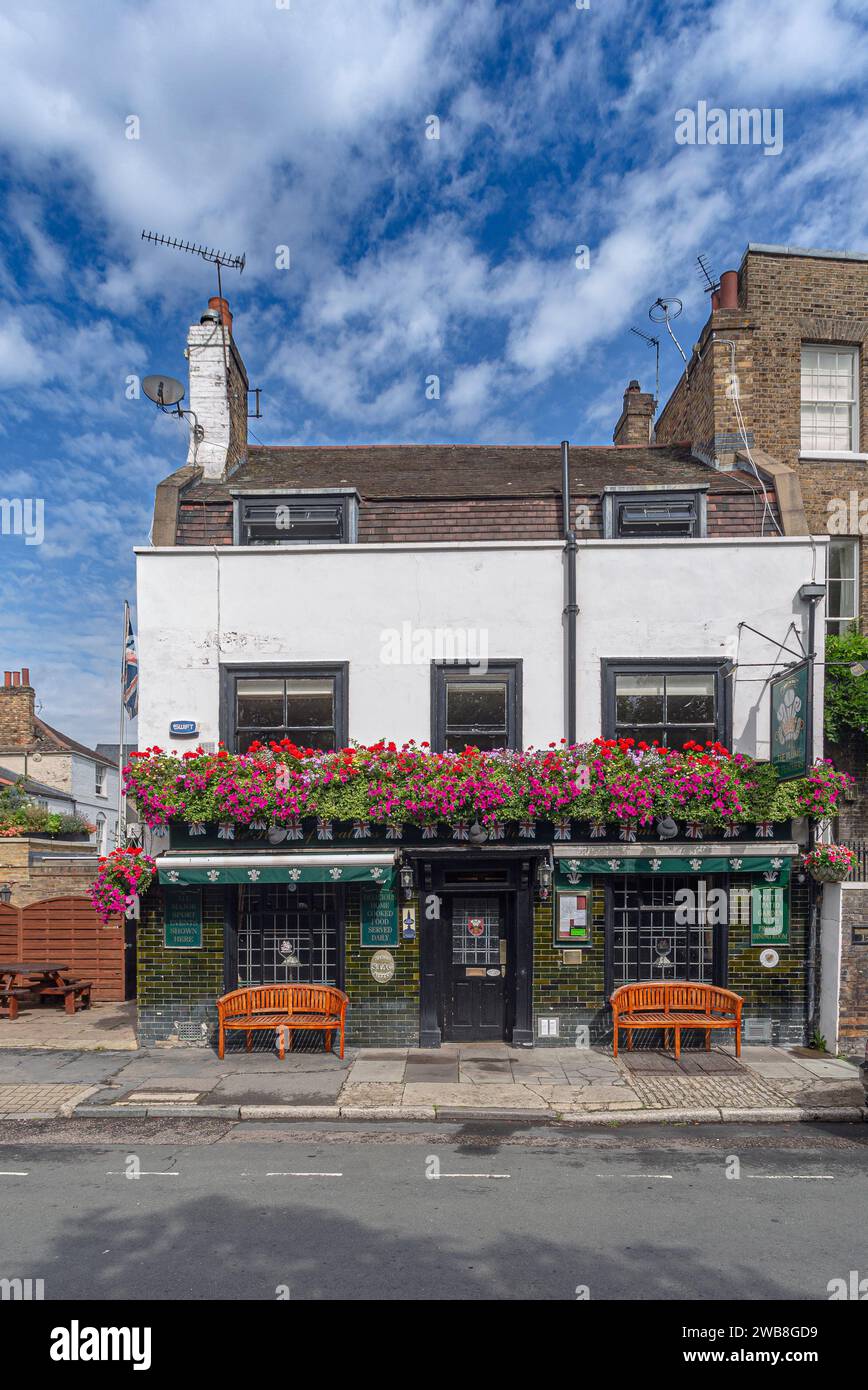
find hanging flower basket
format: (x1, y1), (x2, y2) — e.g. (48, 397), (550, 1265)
(90, 848), (157, 925)
(803, 845), (856, 884)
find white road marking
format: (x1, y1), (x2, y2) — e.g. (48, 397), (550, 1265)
(596, 1173), (673, 1179)
(266, 1171), (344, 1177)
(0, 1171), (28, 1177)
(435, 1173), (511, 1179)
(750, 1174), (835, 1180)
(105, 1171), (180, 1177)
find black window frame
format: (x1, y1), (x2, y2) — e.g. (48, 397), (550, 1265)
(602, 489), (706, 539)
(601, 658), (731, 749)
(232, 491), (359, 546)
(220, 663), (349, 753)
(431, 660), (523, 753)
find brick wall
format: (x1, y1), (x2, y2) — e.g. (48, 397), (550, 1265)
(343, 887), (420, 1046)
(839, 883), (868, 1056)
(136, 886), (225, 1046)
(532, 877), (809, 1048)
(533, 887), (608, 1045)
(0, 839), (102, 906)
(727, 876), (809, 1046)
(658, 249), (868, 632)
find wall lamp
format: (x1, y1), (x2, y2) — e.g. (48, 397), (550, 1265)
(399, 862), (416, 901)
(536, 859), (553, 901)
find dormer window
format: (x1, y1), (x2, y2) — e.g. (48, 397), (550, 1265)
(233, 491), (358, 546)
(603, 489), (704, 539)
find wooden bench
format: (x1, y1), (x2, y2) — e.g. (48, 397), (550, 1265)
(216, 985), (348, 1061)
(36, 977), (93, 1015)
(0, 987), (34, 1021)
(610, 982), (743, 1060)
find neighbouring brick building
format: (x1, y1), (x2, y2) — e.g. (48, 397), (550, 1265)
(130, 294), (827, 1050)
(655, 243), (868, 1056)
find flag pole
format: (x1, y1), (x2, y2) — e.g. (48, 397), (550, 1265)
(116, 600), (128, 849)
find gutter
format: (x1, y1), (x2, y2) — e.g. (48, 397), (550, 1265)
(561, 440), (578, 746)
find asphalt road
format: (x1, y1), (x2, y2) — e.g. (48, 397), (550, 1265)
(0, 1119), (865, 1300)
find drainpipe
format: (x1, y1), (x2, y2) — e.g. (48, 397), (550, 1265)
(561, 440), (578, 745)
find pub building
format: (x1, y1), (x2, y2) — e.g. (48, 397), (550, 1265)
(131, 298), (833, 1050)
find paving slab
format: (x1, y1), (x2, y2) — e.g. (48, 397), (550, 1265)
(402, 1082), (548, 1109)
(336, 1082), (404, 1108)
(344, 1059), (407, 1084)
(209, 1072), (345, 1106)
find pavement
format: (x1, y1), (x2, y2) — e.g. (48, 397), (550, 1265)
(0, 1001), (137, 1051)
(1, 1123), (866, 1300)
(0, 1037), (863, 1124)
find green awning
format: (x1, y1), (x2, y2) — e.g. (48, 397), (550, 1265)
(157, 852), (395, 887)
(557, 855), (791, 882)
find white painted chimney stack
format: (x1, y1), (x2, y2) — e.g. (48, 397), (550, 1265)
(185, 297), (248, 479)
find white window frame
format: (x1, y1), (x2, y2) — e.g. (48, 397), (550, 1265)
(94, 764), (106, 797)
(826, 537), (860, 635)
(800, 344), (860, 456)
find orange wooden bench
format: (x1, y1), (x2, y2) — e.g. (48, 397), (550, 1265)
(216, 984), (348, 1060)
(610, 982), (743, 1059)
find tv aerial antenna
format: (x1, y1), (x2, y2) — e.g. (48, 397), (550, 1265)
(141, 229), (246, 390)
(630, 326), (661, 404)
(649, 296), (687, 365)
(696, 252), (720, 300)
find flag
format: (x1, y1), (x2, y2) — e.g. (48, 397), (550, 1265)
(123, 604), (138, 719)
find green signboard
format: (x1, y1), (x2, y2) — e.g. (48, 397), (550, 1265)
(360, 885), (399, 948)
(750, 885), (789, 945)
(164, 886), (203, 949)
(770, 661), (810, 781)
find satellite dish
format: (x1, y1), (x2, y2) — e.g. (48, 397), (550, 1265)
(142, 374), (185, 408)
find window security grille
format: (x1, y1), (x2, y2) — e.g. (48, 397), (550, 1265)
(239, 498), (346, 545)
(616, 496), (697, 537)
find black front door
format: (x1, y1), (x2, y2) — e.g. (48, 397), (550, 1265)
(444, 895), (505, 1040)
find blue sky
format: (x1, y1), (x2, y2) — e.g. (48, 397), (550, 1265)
(0, 0), (867, 744)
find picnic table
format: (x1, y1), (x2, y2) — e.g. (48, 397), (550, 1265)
(0, 963), (92, 1018)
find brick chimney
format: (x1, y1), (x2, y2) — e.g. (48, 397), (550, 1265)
(613, 380), (655, 445)
(0, 669), (35, 746)
(186, 296), (249, 479)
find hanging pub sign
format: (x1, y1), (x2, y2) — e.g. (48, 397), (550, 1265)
(360, 885), (399, 948)
(770, 661), (811, 781)
(750, 885), (789, 946)
(554, 887), (592, 946)
(163, 886), (203, 949)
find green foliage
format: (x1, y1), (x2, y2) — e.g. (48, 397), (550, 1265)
(824, 631), (868, 744)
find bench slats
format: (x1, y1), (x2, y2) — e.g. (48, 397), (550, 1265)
(610, 982), (743, 1060)
(216, 985), (348, 1060)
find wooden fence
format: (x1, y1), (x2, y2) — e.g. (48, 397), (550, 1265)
(0, 897), (125, 1000)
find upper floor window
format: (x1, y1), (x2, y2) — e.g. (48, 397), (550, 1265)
(602, 660), (728, 750)
(801, 346), (859, 453)
(432, 661), (522, 752)
(233, 493), (358, 546)
(224, 666), (348, 753)
(603, 490), (703, 539)
(95, 765), (106, 796)
(827, 538), (859, 635)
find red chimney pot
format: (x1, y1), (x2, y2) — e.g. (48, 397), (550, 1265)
(208, 297), (233, 335)
(21, 668), (30, 686)
(718, 270), (738, 310)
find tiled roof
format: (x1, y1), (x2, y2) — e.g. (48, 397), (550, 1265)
(180, 442), (755, 502)
(0, 764), (75, 802)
